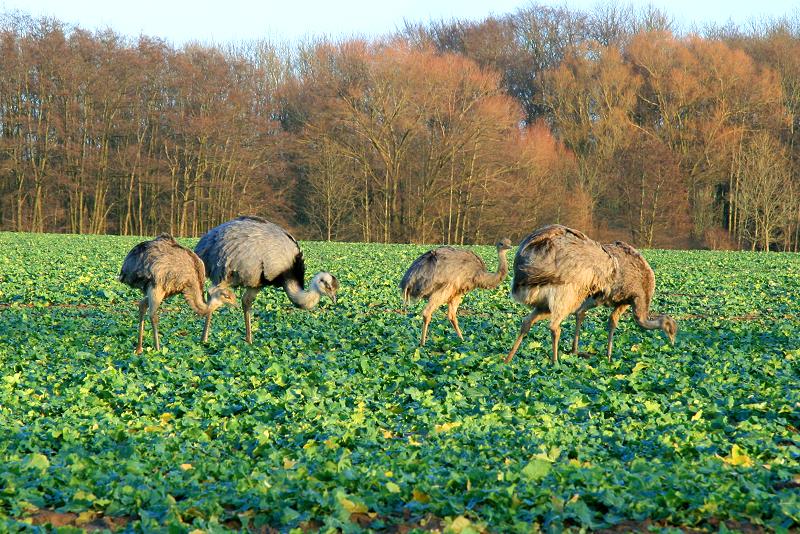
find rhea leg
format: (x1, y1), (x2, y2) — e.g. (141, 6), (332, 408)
(549, 305), (576, 364)
(147, 287), (164, 351)
(242, 287), (260, 344)
(136, 298), (148, 354)
(572, 299), (596, 355)
(420, 294), (446, 346)
(550, 321), (562, 365)
(505, 309), (549, 363)
(606, 304), (629, 362)
(572, 310), (586, 355)
(447, 295), (464, 340)
(202, 313), (212, 343)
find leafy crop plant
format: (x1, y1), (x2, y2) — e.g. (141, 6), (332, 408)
(0, 232), (798, 532)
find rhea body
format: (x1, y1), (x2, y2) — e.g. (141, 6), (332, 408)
(194, 216), (339, 343)
(118, 234), (237, 354)
(505, 225), (677, 364)
(400, 238), (513, 345)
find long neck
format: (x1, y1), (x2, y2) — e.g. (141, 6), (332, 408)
(284, 279), (321, 310)
(476, 249), (509, 289)
(633, 304), (667, 331)
(636, 315), (663, 330)
(183, 287), (227, 316)
(184, 287), (211, 316)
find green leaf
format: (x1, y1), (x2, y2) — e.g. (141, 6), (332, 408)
(26, 453), (50, 471)
(1, 236), (798, 531)
(337, 493), (368, 514)
(385, 481), (401, 493)
(521, 458), (551, 481)
(722, 444), (753, 467)
(630, 361), (647, 375)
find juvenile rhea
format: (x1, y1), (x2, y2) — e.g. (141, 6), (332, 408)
(400, 238), (513, 345)
(118, 234), (237, 354)
(194, 216), (339, 344)
(505, 225), (676, 364)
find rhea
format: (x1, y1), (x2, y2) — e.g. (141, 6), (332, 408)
(400, 238), (513, 345)
(118, 234), (237, 354)
(505, 225), (677, 364)
(194, 216), (339, 343)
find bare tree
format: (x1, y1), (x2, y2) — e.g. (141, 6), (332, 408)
(297, 134), (359, 241)
(736, 133), (795, 250)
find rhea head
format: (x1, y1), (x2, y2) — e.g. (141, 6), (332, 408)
(661, 315), (678, 345)
(497, 238), (513, 251)
(311, 272), (339, 304)
(208, 283), (238, 309)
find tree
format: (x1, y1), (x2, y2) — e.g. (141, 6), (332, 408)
(292, 40), (545, 244)
(626, 32), (786, 242)
(545, 42), (641, 228)
(296, 133), (358, 240)
(736, 133), (794, 250)
(611, 131), (687, 247)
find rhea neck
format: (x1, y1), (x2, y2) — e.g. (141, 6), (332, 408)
(184, 288), (228, 316)
(635, 311), (671, 333)
(476, 247), (511, 289)
(496, 247), (510, 276)
(490, 247), (511, 284)
(284, 278), (323, 310)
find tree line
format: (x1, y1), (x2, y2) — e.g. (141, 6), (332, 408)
(1, 5), (798, 250)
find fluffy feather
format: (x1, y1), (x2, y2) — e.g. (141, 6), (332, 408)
(119, 234), (206, 297)
(400, 240), (511, 345)
(511, 225), (616, 310)
(194, 216), (337, 343)
(506, 224), (676, 364)
(118, 233), (236, 353)
(195, 216), (304, 289)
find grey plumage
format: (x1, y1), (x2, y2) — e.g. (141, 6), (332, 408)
(194, 216), (339, 343)
(400, 238), (513, 345)
(505, 224), (677, 364)
(118, 234), (237, 354)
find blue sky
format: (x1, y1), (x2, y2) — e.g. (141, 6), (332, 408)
(0, 0), (797, 46)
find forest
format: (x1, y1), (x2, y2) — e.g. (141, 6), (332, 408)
(0, 4), (798, 250)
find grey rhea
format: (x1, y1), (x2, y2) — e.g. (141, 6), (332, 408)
(400, 238), (513, 345)
(194, 216), (339, 343)
(505, 225), (677, 364)
(118, 234), (237, 354)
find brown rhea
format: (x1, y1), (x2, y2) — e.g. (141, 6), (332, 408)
(505, 225), (677, 365)
(570, 241), (677, 360)
(118, 234), (237, 354)
(400, 238), (513, 345)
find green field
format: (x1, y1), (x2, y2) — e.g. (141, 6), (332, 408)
(0, 232), (798, 532)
